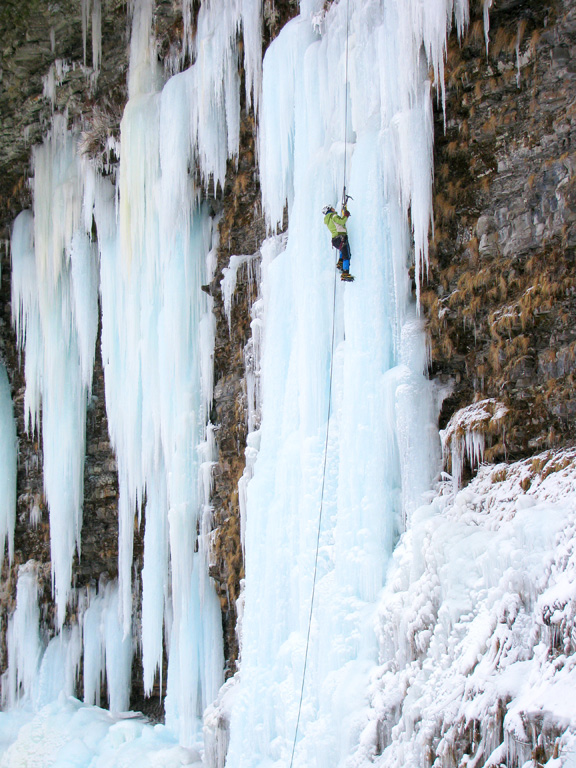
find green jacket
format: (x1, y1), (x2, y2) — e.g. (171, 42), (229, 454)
(324, 209), (348, 239)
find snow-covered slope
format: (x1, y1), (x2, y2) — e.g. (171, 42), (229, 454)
(358, 449), (576, 768)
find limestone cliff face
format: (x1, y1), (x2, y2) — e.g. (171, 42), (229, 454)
(0, 0), (574, 745)
(427, 0), (576, 472)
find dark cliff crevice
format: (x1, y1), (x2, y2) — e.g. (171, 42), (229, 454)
(205, 0), (299, 676)
(208, 114), (265, 674)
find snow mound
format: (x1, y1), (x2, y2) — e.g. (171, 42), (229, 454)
(354, 448), (576, 768)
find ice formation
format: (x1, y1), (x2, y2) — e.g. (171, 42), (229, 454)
(440, 398), (508, 490)
(355, 449), (576, 768)
(6, 0), (261, 751)
(0, 362), (17, 572)
(224, 0), (461, 763)
(483, 0), (493, 55)
(81, 0), (102, 73)
(3, 0), (576, 766)
(11, 117), (98, 628)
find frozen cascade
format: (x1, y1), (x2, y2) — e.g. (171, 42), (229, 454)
(1, 564), (132, 714)
(9, 0), (576, 765)
(4, 0), (262, 752)
(94, 0), (261, 746)
(224, 1), (465, 766)
(11, 117), (98, 629)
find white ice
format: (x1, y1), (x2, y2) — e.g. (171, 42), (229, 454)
(11, 116), (98, 628)
(0, 362), (17, 572)
(225, 0), (461, 765)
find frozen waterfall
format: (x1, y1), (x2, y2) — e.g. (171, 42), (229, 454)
(5, 1), (575, 768)
(223, 0), (453, 765)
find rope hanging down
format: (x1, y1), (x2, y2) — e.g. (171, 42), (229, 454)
(288, 259), (338, 768)
(342, 0), (350, 207)
(288, 3), (351, 767)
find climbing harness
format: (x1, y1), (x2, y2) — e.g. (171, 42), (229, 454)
(288, 2), (351, 766)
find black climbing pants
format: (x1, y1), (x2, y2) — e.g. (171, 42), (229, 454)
(331, 235), (351, 271)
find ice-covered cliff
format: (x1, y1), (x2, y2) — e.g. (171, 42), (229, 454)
(0, 0), (575, 767)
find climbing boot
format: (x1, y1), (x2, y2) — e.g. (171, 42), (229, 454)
(341, 271), (355, 282)
(336, 257), (344, 271)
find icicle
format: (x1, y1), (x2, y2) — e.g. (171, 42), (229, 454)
(69, 230), (99, 391)
(141, 474), (169, 697)
(92, 0), (102, 73)
(104, 583), (133, 713)
(3, 563), (42, 707)
(483, 0), (493, 55)
(0, 364), (17, 574)
(127, 0), (161, 98)
(181, 0), (194, 66)
(240, 0), (263, 111)
(81, 0), (91, 66)
(11, 119), (98, 628)
(82, 586), (104, 706)
(220, 253), (259, 331)
(440, 399), (507, 489)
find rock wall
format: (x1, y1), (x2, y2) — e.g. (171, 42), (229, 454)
(426, 0), (576, 471)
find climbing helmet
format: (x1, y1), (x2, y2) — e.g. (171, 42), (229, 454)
(322, 205), (334, 215)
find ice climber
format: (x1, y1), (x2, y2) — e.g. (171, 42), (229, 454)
(322, 205), (355, 282)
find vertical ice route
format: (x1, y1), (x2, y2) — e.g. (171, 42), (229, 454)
(226, 0), (466, 766)
(291, 2), (351, 759)
(341, 0), (350, 206)
(290, 264), (339, 768)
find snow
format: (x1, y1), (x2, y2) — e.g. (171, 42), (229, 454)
(352, 449), (576, 768)
(0, 698), (202, 768)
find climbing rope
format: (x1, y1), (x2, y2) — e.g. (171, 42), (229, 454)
(288, 257), (338, 768)
(288, 4), (351, 765)
(342, 0), (351, 207)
